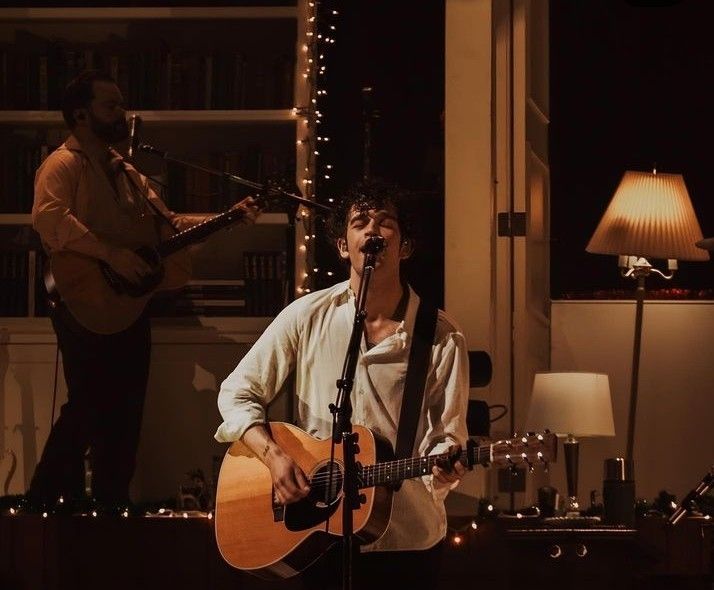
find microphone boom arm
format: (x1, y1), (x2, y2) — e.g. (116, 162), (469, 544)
(138, 142), (332, 214)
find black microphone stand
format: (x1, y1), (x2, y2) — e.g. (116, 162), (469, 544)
(137, 142), (332, 214)
(328, 236), (385, 590)
(668, 468), (714, 526)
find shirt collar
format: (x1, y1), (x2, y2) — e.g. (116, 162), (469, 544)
(328, 279), (420, 337)
(64, 134), (116, 163)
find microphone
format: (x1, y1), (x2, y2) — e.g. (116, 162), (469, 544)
(127, 114), (143, 158)
(360, 235), (386, 255)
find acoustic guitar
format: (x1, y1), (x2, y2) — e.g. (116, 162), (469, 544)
(215, 422), (557, 579)
(45, 206), (250, 335)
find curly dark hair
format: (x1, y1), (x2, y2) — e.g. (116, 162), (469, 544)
(326, 181), (418, 249)
(61, 69), (117, 129)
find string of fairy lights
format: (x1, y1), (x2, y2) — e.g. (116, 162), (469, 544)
(293, 0), (340, 297)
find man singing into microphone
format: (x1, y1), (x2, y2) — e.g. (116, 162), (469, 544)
(27, 70), (259, 512)
(216, 182), (470, 588)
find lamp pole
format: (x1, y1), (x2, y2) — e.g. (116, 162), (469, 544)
(626, 272), (645, 463)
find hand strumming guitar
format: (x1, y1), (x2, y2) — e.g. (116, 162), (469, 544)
(242, 423), (310, 505)
(105, 196), (261, 285)
(105, 247), (153, 285)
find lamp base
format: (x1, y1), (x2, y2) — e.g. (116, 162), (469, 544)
(564, 495), (581, 518)
(564, 435), (580, 516)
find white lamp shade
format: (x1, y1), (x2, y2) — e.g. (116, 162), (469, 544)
(586, 171), (709, 262)
(526, 372), (616, 437)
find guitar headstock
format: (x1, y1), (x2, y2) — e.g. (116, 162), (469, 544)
(489, 432), (557, 471)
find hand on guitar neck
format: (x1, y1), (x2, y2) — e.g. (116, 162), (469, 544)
(433, 443), (467, 485)
(229, 195), (261, 223)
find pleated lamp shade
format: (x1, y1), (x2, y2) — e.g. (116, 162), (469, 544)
(586, 171), (709, 261)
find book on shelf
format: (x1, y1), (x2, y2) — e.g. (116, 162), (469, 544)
(150, 278), (248, 317)
(243, 250), (288, 317)
(0, 27), (294, 111)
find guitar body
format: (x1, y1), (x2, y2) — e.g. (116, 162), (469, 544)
(214, 422), (392, 580)
(44, 207), (250, 334)
(48, 247), (191, 335)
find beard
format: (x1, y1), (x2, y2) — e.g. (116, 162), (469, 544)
(88, 111), (130, 144)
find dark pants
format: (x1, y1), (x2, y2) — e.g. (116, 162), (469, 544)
(28, 305), (151, 506)
(299, 540), (445, 590)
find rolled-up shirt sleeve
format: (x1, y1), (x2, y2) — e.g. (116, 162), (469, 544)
(215, 299), (303, 442)
(32, 151), (98, 254)
(419, 323), (470, 500)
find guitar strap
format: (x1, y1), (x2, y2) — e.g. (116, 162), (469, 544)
(120, 159), (181, 235)
(394, 300), (438, 459)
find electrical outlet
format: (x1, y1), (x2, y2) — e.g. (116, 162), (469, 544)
(497, 467), (526, 493)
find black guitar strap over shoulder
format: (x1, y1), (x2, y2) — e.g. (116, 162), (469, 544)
(395, 301), (438, 459)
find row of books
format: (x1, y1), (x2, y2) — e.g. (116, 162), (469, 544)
(162, 279), (248, 317)
(153, 251), (290, 317)
(0, 249), (48, 317)
(1, 247), (290, 318)
(0, 141), (293, 215)
(162, 148), (295, 213)
(0, 142), (55, 214)
(243, 250), (290, 316)
(0, 41), (294, 110)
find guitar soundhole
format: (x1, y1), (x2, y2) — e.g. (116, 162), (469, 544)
(283, 461), (344, 532)
(309, 461), (343, 508)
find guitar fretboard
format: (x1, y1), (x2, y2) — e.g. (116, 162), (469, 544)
(358, 445), (490, 488)
(157, 208), (246, 258)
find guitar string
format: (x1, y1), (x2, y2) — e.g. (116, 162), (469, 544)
(304, 443), (551, 487)
(305, 448), (484, 487)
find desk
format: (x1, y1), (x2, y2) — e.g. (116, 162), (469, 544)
(0, 513), (711, 589)
(439, 516), (712, 590)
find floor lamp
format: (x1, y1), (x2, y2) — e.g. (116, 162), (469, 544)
(586, 170), (709, 464)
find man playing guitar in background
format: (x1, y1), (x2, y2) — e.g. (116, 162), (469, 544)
(27, 70), (259, 513)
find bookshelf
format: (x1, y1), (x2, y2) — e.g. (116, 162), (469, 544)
(0, 3), (313, 323)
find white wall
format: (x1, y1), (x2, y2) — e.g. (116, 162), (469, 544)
(550, 300), (714, 506)
(0, 318), (273, 502)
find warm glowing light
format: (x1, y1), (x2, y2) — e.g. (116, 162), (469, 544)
(587, 171), (708, 261)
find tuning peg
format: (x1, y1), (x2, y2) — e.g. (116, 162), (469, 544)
(520, 452), (534, 473)
(540, 455), (550, 473)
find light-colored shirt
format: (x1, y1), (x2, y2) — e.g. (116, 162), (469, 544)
(215, 280), (470, 552)
(32, 135), (195, 257)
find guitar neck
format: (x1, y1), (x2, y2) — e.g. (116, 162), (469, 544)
(359, 443), (489, 489)
(156, 208), (245, 258)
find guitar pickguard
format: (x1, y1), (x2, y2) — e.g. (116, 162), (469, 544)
(283, 459), (344, 531)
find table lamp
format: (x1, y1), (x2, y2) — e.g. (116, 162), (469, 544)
(526, 372), (615, 516)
